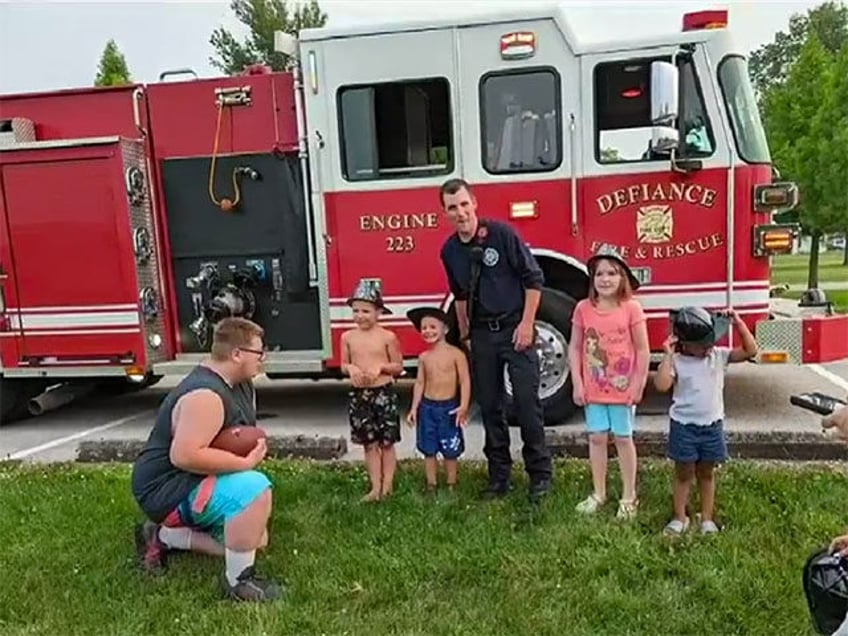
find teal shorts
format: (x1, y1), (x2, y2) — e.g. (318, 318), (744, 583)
(584, 403), (636, 438)
(177, 470), (271, 543)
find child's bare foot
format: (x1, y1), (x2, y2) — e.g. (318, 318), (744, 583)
(361, 490), (381, 503)
(380, 488), (393, 499)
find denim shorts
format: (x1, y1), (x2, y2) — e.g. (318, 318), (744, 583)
(668, 419), (728, 464)
(175, 470), (271, 543)
(584, 403), (636, 437)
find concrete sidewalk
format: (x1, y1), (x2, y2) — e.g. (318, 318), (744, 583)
(77, 392), (847, 465)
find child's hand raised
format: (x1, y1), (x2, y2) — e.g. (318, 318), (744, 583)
(719, 307), (742, 325)
(662, 335), (678, 355)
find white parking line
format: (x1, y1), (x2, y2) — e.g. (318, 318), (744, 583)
(808, 364), (848, 394)
(6, 412), (145, 461)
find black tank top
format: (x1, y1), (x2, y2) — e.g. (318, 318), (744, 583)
(131, 365), (256, 522)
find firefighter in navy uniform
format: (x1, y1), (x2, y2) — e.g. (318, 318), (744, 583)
(438, 178), (553, 501)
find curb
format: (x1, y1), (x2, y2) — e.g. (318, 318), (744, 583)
(75, 435), (349, 463)
(544, 429), (847, 461)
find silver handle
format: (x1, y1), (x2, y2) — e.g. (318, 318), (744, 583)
(569, 113), (578, 236)
(132, 87), (146, 138)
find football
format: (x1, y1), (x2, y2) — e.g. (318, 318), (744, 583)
(209, 426), (267, 457)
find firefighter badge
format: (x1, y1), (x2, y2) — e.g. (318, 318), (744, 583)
(636, 205), (673, 243)
(483, 247), (499, 267)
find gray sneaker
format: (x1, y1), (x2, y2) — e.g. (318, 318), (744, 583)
(221, 566), (284, 602)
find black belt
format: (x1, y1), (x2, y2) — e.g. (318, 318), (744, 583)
(471, 312), (522, 332)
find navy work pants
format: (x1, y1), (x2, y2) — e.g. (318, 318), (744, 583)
(469, 320), (552, 486)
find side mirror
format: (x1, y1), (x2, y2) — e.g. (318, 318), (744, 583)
(274, 31), (299, 58)
(650, 61), (679, 154)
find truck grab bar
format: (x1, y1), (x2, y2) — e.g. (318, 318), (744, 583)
(158, 68), (198, 81)
(132, 87), (146, 138)
(569, 113), (578, 235)
(291, 62), (319, 286)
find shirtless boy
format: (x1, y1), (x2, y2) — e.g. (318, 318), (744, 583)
(406, 307), (471, 492)
(340, 279), (404, 502)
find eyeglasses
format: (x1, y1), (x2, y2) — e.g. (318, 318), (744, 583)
(239, 347), (267, 360)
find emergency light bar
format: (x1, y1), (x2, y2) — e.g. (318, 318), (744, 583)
(500, 31), (536, 60)
(753, 223), (798, 257)
(754, 182), (799, 212)
(682, 9), (728, 31)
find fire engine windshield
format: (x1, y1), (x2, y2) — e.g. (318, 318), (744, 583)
(718, 55), (772, 164)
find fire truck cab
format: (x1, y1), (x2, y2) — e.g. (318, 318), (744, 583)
(1, 5), (846, 425)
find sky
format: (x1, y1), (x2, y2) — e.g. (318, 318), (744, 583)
(0, 0), (824, 95)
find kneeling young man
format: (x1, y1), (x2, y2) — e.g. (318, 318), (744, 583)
(131, 317), (281, 602)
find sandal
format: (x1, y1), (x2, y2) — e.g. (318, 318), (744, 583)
(663, 517), (690, 536)
(700, 520), (720, 534)
(616, 498), (639, 520)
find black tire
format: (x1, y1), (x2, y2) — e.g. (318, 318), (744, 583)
(0, 378), (48, 425)
(504, 287), (579, 427)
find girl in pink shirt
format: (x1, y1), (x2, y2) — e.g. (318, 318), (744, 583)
(568, 244), (650, 519)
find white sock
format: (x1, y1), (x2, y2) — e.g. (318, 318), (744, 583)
(158, 526), (192, 551)
(225, 548), (256, 587)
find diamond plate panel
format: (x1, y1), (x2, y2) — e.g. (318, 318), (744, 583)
(120, 138), (168, 366)
(755, 318), (803, 364)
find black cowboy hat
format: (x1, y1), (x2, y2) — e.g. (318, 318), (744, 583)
(586, 243), (642, 291)
(406, 306), (449, 332)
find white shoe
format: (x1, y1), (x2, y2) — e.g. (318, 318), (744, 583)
(663, 517), (690, 536)
(576, 493), (605, 514)
(700, 520), (720, 534)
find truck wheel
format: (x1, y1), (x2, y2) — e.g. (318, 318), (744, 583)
(503, 287), (578, 427)
(0, 379), (47, 425)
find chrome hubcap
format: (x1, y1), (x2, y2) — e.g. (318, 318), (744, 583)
(504, 320), (569, 401)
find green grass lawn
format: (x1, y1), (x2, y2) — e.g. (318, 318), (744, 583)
(1, 459), (845, 636)
(771, 251), (848, 286)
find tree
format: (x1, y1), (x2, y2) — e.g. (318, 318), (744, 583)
(749, 1), (848, 101)
(756, 2), (848, 286)
(94, 39), (133, 87)
(817, 43), (848, 265)
(764, 34), (845, 287)
(209, 0), (328, 75)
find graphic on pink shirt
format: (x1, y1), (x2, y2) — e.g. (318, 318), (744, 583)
(575, 299), (645, 404)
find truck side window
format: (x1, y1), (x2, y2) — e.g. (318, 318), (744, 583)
(337, 78), (453, 182)
(479, 67), (561, 174)
(594, 56), (715, 164)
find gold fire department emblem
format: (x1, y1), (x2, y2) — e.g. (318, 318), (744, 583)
(637, 205), (673, 243)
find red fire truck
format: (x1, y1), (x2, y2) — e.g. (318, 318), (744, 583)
(1, 6), (846, 425)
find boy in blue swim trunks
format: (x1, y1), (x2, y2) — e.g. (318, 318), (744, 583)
(406, 307), (471, 492)
(654, 306), (757, 536)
